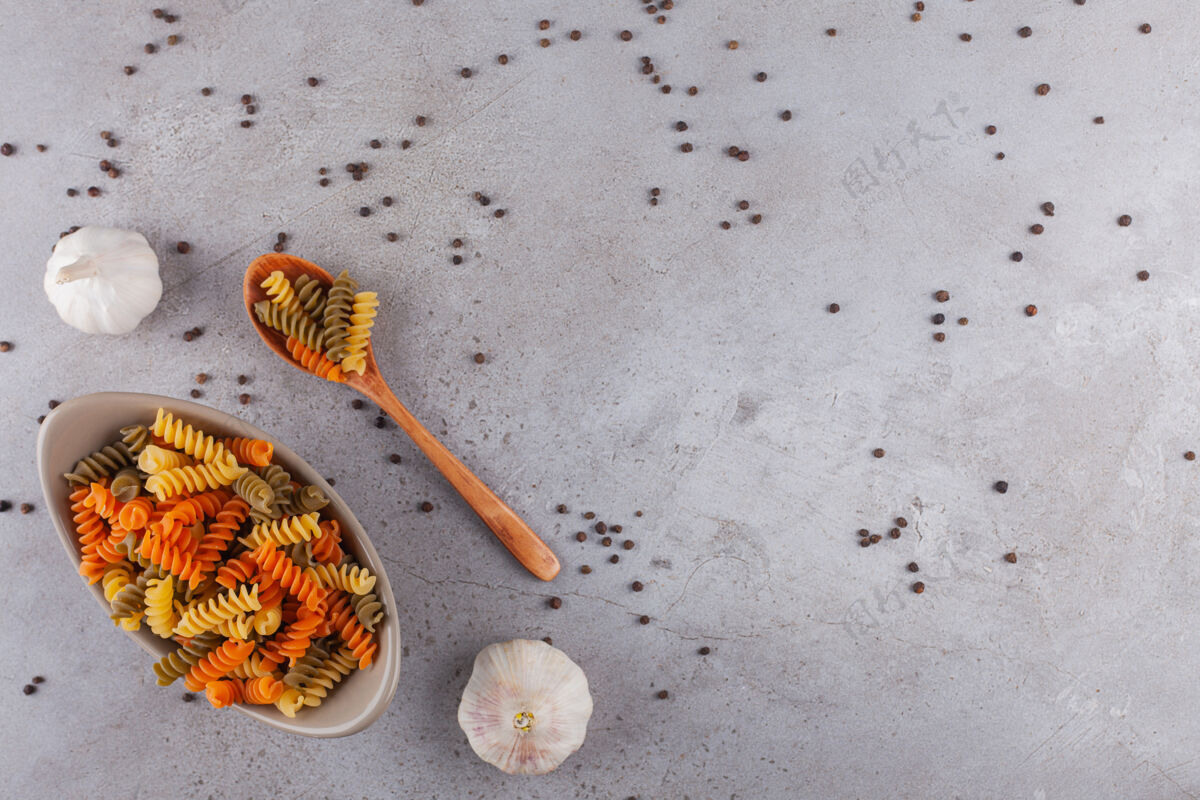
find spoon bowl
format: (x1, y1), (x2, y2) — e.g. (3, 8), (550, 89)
(244, 253), (560, 582)
(36, 391), (401, 737)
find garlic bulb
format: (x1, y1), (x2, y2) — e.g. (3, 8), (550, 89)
(43, 226), (162, 335)
(457, 639), (593, 775)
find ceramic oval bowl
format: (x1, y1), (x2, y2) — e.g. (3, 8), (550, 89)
(36, 391), (401, 737)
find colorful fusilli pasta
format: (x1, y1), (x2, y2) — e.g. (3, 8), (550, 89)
(64, 409), (388, 714)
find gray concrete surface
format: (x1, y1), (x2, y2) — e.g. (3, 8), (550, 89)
(2, 1), (1199, 797)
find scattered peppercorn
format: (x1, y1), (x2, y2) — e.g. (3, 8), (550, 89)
(584, 512), (596, 520)
(639, 615), (650, 625)
(601, 537), (613, 547)
(239, 393), (251, 405)
(720, 221), (731, 230)
(570, 30), (581, 40)
(959, 33), (972, 41)
(1094, 116), (1105, 124)
(912, 581), (925, 594)
(420, 501), (434, 512)
(20, 503), (33, 514)
(66, 189), (77, 197)
(167, 35), (179, 45)
(610, 554), (620, 563)
(680, 142), (693, 152)
(1139, 23), (1152, 34)
(657, 689), (669, 699)
(935, 290), (949, 302)
(1024, 304), (1038, 317)
(1042, 202), (1055, 216)
(87, 186), (100, 197)
(1137, 270), (1150, 281)
(727, 40), (738, 50)
(632, 581), (644, 592)
(31, 676), (44, 684)
(576, 532), (587, 542)
(932, 313), (945, 325)
(0, 342), (10, 352)
(580, 565), (592, 574)
(22, 685), (36, 696)
(869, 534), (882, 543)
(933, 332), (946, 342)
(1004, 552), (1018, 563)
(388, 454), (402, 464)
(828, 303), (840, 314)
(958, 317), (969, 325)
(750, 214), (762, 224)
(620, 30), (632, 41)
(1118, 214), (1132, 227)
(907, 562), (919, 572)
(858, 529), (870, 538)
(176, 241), (191, 254)
(374, 416), (386, 429)
(622, 540), (635, 550)
(1036, 83), (1050, 96)
(889, 528), (901, 539)
(0, 501), (10, 512)
(755, 71), (767, 82)
(985, 125), (997, 135)
(1030, 224), (1044, 235)
(687, 86), (698, 95)
(189, 389), (201, 398)
(237, 375), (248, 385)
(144, 43), (156, 54)
(240, 120), (252, 128)
(994, 480), (1009, 494)
(912, 13), (922, 21)
(548, 597), (562, 609)
(873, 448), (885, 458)
(415, 115), (427, 126)
(1186, 451), (1196, 461)
(350, 398), (363, 409)
(860, 538), (871, 548)
(451, 254), (463, 265)
(1019, 26), (1032, 38)
(540, 38), (550, 47)
(556, 504), (568, 514)
(1011, 251), (1023, 262)
(826, 28), (836, 36)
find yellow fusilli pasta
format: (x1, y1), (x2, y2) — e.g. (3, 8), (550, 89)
(337, 291), (378, 375)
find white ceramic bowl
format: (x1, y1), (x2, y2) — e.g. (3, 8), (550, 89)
(36, 391), (401, 737)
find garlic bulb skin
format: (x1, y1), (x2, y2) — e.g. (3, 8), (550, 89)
(458, 639), (593, 775)
(43, 226), (162, 335)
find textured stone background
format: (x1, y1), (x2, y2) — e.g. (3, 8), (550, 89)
(2, 1), (1199, 798)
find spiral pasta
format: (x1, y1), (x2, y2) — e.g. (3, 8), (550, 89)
(304, 562), (376, 595)
(261, 270), (304, 315)
(183, 639), (256, 692)
(153, 638), (217, 686)
(337, 291), (379, 375)
(63, 441), (135, 485)
(250, 542), (327, 611)
(321, 269), (358, 359)
(232, 470), (274, 513)
(144, 575), (179, 638)
(253, 300), (325, 354)
(146, 458), (246, 501)
(243, 512), (321, 549)
(292, 274), (327, 321)
(174, 584), (261, 638)
(285, 335), (346, 383)
(65, 410), (386, 717)
(220, 437), (274, 468)
(120, 424), (151, 454)
(281, 484), (329, 517)
(151, 408), (231, 464)
(327, 592), (378, 668)
(109, 467), (143, 503)
(137, 444), (193, 474)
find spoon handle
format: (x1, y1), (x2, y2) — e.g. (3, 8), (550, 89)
(359, 376), (561, 582)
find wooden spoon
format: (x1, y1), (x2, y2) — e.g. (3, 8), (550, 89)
(243, 253), (560, 581)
